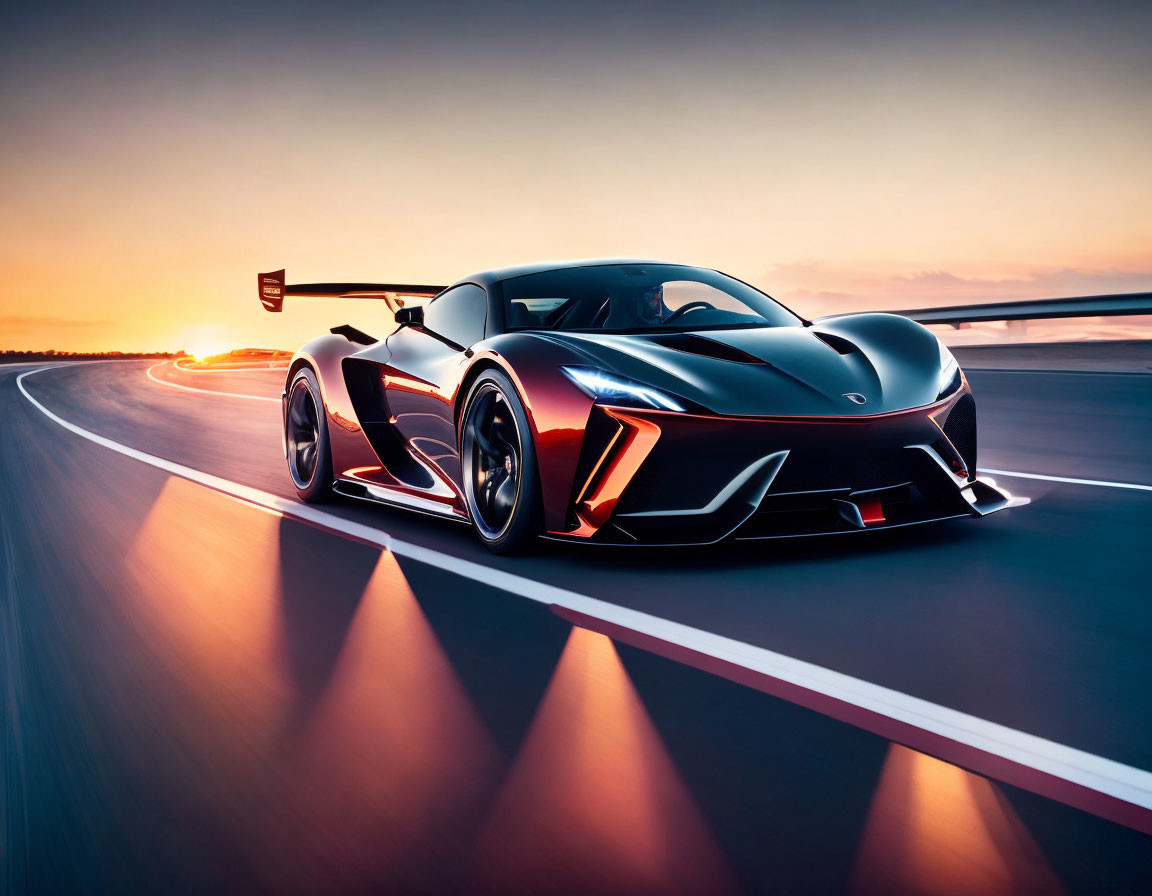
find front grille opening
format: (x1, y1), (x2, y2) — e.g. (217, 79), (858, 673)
(770, 450), (916, 494)
(749, 482), (915, 536)
(748, 490), (853, 536)
(738, 451), (973, 538)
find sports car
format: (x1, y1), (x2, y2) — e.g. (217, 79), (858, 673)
(258, 259), (1012, 552)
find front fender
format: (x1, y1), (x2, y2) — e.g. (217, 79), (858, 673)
(815, 313), (955, 410)
(467, 334), (597, 533)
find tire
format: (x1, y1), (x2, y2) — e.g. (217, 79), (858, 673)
(459, 369), (543, 554)
(285, 367), (334, 503)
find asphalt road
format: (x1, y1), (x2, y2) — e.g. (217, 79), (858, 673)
(3, 360), (1151, 894)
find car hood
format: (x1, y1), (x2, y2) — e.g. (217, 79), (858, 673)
(528, 313), (949, 416)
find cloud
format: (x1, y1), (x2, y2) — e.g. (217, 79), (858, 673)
(888, 268), (1152, 303)
(0, 315), (110, 329)
(763, 264), (1152, 318)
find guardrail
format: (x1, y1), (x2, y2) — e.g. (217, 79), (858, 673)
(887, 292), (1152, 327)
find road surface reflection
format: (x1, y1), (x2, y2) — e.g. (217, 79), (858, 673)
(103, 473), (1087, 893)
(470, 627), (737, 895)
(852, 744), (1062, 895)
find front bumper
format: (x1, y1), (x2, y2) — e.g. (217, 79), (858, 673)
(551, 390), (1012, 545)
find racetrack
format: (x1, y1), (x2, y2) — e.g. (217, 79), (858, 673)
(3, 359), (1151, 893)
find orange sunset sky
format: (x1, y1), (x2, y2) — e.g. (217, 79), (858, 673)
(1, 0), (1150, 354)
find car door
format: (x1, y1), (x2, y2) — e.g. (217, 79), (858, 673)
(383, 283), (489, 487)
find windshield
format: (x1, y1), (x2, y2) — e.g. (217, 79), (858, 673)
(500, 264), (802, 333)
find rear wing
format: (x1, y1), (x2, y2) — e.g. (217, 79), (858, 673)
(257, 269), (446, 313)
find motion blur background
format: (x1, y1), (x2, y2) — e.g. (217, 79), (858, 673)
(1, 0), (1150, 355)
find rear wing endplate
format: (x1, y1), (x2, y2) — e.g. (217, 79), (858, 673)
(257, 269), (446, 313)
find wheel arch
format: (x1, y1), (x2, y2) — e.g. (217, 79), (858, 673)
(458, 337), (597, 533)
(285, 355), (314, 387)
(454, 358), (509, 438)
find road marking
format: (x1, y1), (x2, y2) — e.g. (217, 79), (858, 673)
(146, 361), (280, 402)
(15, 364), (1152, 835)
(978, 468), (1152, 493)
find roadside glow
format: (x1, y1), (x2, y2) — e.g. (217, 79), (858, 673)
(470, 627), (736, 893)
(277, 551), (500, 886)
(125, 475), (285, 732)
(851, 745), (1060, 895)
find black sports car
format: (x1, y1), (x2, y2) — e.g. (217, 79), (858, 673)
(259, 259), (1012, 552)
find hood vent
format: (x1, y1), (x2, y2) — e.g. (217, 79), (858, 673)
(813, 330), (858, 355)
(646, 333), (764, 364)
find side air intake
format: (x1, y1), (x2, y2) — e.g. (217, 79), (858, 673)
(943, 394), (977, 473)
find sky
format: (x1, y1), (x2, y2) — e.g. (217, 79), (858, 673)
(1, 0), (1150, 353)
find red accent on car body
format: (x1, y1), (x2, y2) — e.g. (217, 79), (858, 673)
(854, 494), (886, 525)
(572, 410), (662, 533)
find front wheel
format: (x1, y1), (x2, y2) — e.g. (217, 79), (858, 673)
(460, 370), (543, 554)
(286, 367), (334, 502)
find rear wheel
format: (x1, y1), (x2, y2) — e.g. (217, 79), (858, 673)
(460, 370), (542, 554)
(286, 367), (334, 502)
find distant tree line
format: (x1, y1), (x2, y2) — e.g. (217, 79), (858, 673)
(0, 350), (189, 364)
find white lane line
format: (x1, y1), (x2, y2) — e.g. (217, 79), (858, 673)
(146, 361), (279, 402)
(16, 364), (1152, 821)
(978, 468), (1152, 493)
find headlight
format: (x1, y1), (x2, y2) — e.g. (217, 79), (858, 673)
(936, 345), (962, 399)
(561, 367), (686, 411)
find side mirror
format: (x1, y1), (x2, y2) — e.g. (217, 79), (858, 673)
(395, 305), (424, 326)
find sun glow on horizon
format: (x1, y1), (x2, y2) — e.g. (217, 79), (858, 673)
(180, 325), (232, 362)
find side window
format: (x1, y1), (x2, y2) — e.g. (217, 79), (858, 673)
(421, 284), (487, 348)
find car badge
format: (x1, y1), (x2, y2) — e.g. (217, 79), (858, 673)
(843, 392), (867, 405)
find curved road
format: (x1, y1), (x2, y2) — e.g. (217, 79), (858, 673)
(3, 360), (1151, 893)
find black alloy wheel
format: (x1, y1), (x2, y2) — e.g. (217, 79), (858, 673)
(460, 371), (542, 553)
(286, 368), (333, 502)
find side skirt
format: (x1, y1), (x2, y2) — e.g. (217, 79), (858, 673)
(333, 479), (469, 523)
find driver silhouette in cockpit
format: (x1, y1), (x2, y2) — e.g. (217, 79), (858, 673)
(605, 283), (669, 328)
